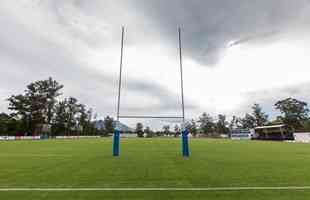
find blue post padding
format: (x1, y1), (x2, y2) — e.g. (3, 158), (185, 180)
(182, 129), (190, 157)
(113, 130), (120, 156)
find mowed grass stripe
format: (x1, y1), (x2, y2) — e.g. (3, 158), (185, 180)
(1, 186), (310, 191)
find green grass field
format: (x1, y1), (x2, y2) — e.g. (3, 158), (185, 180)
(0, 138), (310, 199)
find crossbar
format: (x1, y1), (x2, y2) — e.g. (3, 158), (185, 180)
(118, 115), (184, 119)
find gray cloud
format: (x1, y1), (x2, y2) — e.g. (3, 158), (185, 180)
(227, 31), (278, 47)
(129, 0), (310, 65)
(0, 1), (197, 118)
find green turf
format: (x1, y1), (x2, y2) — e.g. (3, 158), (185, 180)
(0, 138), (310, 199)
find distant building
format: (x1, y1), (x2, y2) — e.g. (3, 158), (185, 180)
(230, 129), (253, 140)
(253, 124), (293, 141)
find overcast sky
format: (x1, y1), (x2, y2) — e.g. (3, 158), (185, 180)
(1, 0), (310, 128)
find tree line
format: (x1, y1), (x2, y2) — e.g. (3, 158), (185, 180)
(0, 78), (114, 136)
(1, 78), (310, 137)
(134, 100), (310, 137)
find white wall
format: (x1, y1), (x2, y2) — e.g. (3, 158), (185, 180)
(294, 133), (310, 143)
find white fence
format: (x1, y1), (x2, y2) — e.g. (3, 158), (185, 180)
(294, 133), (310, 143)
(121, 133), (137, 138)
(55, 136), (101, 139)
(0, 135), (102, 141)
(0, 136), (41, 141)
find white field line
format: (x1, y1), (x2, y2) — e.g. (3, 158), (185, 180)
(1, 186), (310, 191)
(0, 154), (77, 157)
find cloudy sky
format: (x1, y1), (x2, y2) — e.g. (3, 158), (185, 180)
(1, 0), (310, 127)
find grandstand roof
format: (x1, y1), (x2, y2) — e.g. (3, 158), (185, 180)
(255, 124), (286, 130)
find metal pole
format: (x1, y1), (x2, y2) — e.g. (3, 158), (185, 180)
(117, 26), (124, 121)
(179, 28), (185, 124)
(179, 27), (189, 157)
(113, 26), (124, 157)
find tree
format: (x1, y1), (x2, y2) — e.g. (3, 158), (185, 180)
(155, 131), (163, 137)
(269, 116), (284, 125)
(174, 124), (181, 137)
(163, 125), (170, 136)
(66, 97), (80, 133)
(198, 112), (215, 136)
(8, 77), (63, 134)
(239, 104), (268, 129)
(216, 114), (229, 134)
(52, 97), (85, 135)
(8, 94), (33, 133)
(251, 103), (268, 126)
(241, 113), (256, 129)
(103, 116), (114, 136)
(136, 122), (144, 137)
(0, 113), (24, 136)
(186, 119), (198, 137)
(301, 120), (310, 132)
(36, 77), (63, 124)
(229, 115), (242, 130)
(75, 105), (95, 135)
(53, 100), (67, 135)
(5, 78), (99, 136)
(0, 113), (10, 135)
(144, 126), (153, 138)
(275, 98), (309, 131)
(77, 104), (87, 134)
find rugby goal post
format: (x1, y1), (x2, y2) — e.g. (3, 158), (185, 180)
(113, 27), (189, 157)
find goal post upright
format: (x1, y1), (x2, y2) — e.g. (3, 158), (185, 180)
(113, 26), (124, 157)
(113, 27), (190, 157)
(179, 27), (190, 157)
